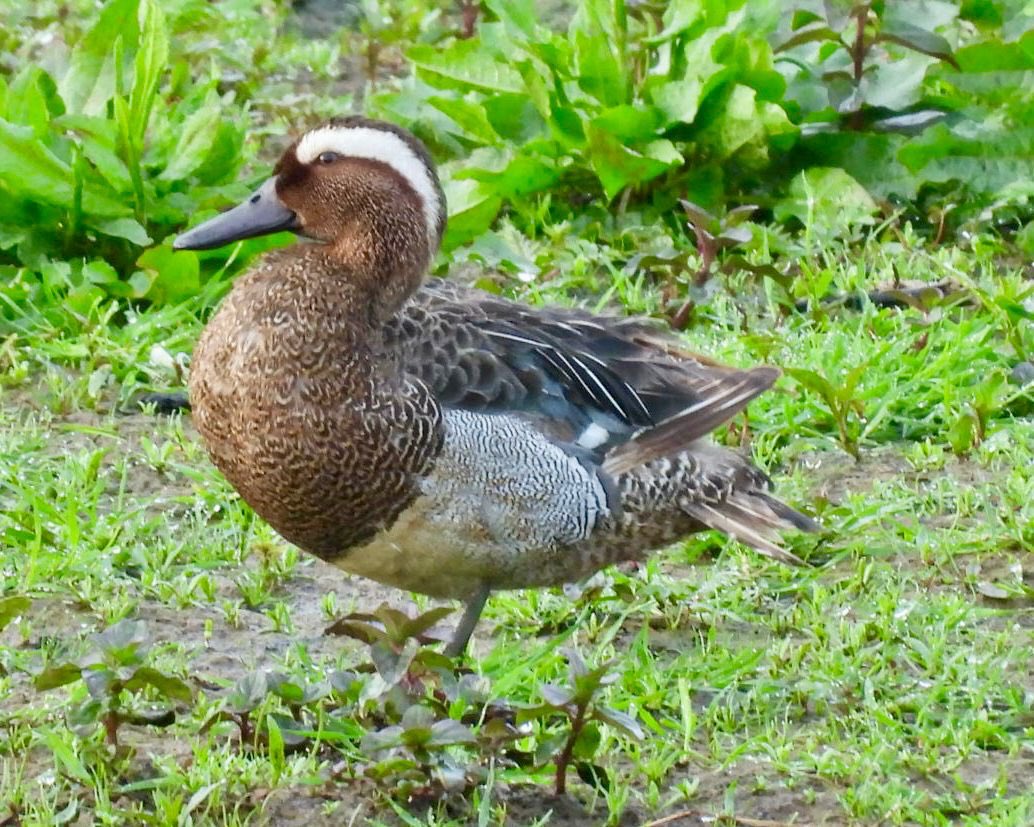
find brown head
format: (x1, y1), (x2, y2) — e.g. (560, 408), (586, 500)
(174, 116), (446, 314)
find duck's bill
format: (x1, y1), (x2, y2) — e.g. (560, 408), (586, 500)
(172, 178), (298, 251)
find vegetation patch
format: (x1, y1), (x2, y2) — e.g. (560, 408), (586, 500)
(1, 0), (1033, 825)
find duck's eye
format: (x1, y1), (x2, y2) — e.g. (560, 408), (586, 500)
(317, 151), (341, 165)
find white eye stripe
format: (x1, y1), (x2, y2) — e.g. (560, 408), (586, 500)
(295, 126), (441, 248)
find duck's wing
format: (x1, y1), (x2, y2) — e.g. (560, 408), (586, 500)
(383, 279), (777, 460)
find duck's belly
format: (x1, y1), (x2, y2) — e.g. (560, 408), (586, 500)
(330, 410), (613, 599)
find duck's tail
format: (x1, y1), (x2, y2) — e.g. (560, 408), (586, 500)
(681, 485), (819, 565)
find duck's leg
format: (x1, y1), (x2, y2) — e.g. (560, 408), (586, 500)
(445, 583), (490, 658)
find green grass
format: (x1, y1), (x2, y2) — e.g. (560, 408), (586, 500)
(2, 227), (1033, 825)
(3, 1), (1034, 824)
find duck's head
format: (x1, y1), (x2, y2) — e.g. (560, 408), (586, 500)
(174, 116), (445, 305)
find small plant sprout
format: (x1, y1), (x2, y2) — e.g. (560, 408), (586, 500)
(518, 649), (643, 795)
(33, 619), (192, 748)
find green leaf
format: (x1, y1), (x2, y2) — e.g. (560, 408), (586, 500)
(799, 131), (918, 200)
(484, 0), (537, 39)
(7, 67), (64, 137)
(539, 683), (574, 707)
(0, 118), (75, 207)
(160, 91), (222, 181)
(775, 23), (842, 53)
(591, 105), (662, 142)
(399, 606), (455, 639)
(59, 0), (140, 115)
(79, 135), (134, 194)
(408, 41), (523, 94)
(44, 731), (92, 785)
(136, 245), (200, 304)
(128, 0), (168, 147)
(92, 618), (150, 663)
(570, 0), (628, 107)
(572, 720), (602, 760)
(0, 595), (30, 632)
(594, 705), (645, 739)
(947, 409), (979, 454)
(701, 84), (771, 161)
(0, 119), (131, 218)
(441, 178), (503, 249)
(773, 167), (877, 234)
(427, 718), (476, 747)
(427, 96), (500, 144)
(35, 662), (84, 691)
(877, 20), (960, 68)
(94, 217), (152, 245)
(126, 666), (193, 703)
(784, 367), (838, 408)
(586, 123), (683, 200)
(227, 671), (268, 713)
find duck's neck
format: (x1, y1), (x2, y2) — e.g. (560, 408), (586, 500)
(326, 218), (432, 323)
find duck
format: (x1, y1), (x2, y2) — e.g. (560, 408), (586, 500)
(173, 115), (818, 656)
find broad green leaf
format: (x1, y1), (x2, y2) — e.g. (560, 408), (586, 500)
(798, 131), (918, 199)
(646, 0), (705, 45)
(539, 683), (574, 707)
(35, 662), (83, 691)
(399, 606), (455, 639)
(484, 0), (537, 39)
(136, 245), (200, 303)
(774, 167), (877, 233)
(0, 119), (133, 217)
(92, 217), (152, 245)
(441, 177), (502, 249)
(128, 0), (168, 147)
(7, 67), (63, 137)
(586, 123), (683, 200)
(59, 0), (140, 115)
(227, 672), (268, 713)
(898, 124), (1034, 195)
(591, 105), (662, 142)
(427, 96), (499, 144)
(594, 705), (645, 739)
(427, 718), (477, 747)
(570, 0), (628, 107)
(0, 595), (30, 633)
(877, 20), (960, 68)
(127, 666), (192, 703)
(775, 22), (841, 53)
(0, 118), (75, 207)
(460, 152), (562, 199)
(572, 720), (602, 759)
(861, 54), (934, 111)
(160, 92), (222, 181)
(784, 367), (839, 407)
(408, 42), (523, 94)
(82, 260), (119, 285)
(698, 84), (768, 161)
(649, 33), (728, 125)
(58, 114), (133, 194)
(191, 118), (248, 186)
(93, 618), (150, 661)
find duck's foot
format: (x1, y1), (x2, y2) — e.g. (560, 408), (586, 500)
(131, 391), (191, 415)
(445, 584), (490, 658)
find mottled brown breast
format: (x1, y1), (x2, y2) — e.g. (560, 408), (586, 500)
(189, 247), (443, 557)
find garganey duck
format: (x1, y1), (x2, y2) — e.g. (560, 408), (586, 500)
(174, 116), (818, 655)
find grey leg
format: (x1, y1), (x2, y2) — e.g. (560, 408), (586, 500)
(445, 584), (490, 658)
